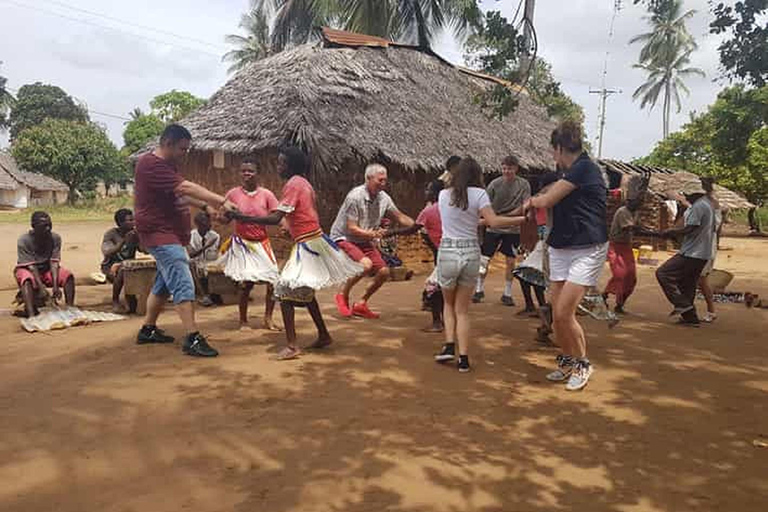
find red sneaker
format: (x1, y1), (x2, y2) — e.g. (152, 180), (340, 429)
(335, 294), (352, 317)
(352, 302), (380, 319)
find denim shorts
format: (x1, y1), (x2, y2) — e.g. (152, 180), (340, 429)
(437, 239), (481, 289)
(147, 244), (196, 304)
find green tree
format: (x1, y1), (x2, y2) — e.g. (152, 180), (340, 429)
(463, 10), (523, 120)
(12, 119), (125, 203)
(526, 59), (586, 126)
(641, 84), (768, 203)
(710, 0), (768, 87)
(149, 90), (206, 124)
(259, 0), (483, 51)
(122, 113), (165, 156)
(224, 0), (272, 74)
(7, 82), (89, 140)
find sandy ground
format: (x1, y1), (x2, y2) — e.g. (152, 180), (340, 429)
(1, 221), (767, 512)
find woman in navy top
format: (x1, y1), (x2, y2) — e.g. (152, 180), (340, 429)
(524, 121), (608, 392)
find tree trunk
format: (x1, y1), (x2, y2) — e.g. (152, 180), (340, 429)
(748, 207), (762, 233)
(663, 81), (671, 139)
(68, 186), (77, 205)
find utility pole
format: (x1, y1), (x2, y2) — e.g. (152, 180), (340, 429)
(590, 87), (621, 159)
(520, 0), (536, 78)
(591, 0), (623, 159)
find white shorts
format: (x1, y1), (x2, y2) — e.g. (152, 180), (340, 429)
(549, 243), (608, 287)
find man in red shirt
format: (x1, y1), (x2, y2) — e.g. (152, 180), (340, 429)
(134, 124), (237, 357)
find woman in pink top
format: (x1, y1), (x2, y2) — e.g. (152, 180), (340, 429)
(220, 160), (281, 331)
(229, 147), (362, 360)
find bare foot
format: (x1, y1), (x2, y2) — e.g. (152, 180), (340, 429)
(275, 346), (301, 360)
(306, 337), (333, 350)
(239, 324), (254, 332)
(262, 318), (283, 332)
(112, 302), (128, 314)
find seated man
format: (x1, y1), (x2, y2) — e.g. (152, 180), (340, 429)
(187, 211), (221, 307)
(15, 211), (75, 317)
(101, 208), (141, 313)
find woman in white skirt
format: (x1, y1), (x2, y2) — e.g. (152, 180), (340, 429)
(219, 160), (282, 331)
(228, 147), (363, 360)
(433, 157), (526, 373)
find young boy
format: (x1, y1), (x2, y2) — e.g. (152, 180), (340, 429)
(15, 211), (76, 317)
(101, 208), (140, 313)
(187, 211), (221, 307)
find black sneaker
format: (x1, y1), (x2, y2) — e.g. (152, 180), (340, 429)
(501, 295), (515, 306)
(182, 332), (219, 357)
(457, 355), (471, 373)
(434, 343), (455, 363)
(137, 325), (175, 345)
(472, 291), (485, 303)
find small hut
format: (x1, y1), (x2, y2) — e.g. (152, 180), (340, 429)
(0, 152), (69, 208)
(600, 159), (754, 250)
(167, 28), (555, 256)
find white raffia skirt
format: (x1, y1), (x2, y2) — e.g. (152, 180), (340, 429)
(217, 236), (280, 284)
(275, 230), (364, 303)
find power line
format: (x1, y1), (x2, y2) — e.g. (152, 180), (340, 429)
(6, 86), (131, 121)
(592, 0), (624, 158)
(0, 0), (224, 58)
(38, 0), (228, 51)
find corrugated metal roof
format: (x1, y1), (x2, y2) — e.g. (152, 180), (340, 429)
(321, 27), (394, 48)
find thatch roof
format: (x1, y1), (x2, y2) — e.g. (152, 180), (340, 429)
(600, 159), (754, 211)
(0, 153), (20, 191)
(0, 151), (69, 193)
(177, 29), (556, 173)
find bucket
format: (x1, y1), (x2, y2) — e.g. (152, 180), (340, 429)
(708, 269), (734, 293)
(638, 245), (653, 260)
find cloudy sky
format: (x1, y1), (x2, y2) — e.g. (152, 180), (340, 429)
(0, 0), (727, 160)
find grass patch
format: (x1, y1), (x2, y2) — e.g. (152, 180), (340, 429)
(731, 207), (768, 229)
(0, 196), (133, 224)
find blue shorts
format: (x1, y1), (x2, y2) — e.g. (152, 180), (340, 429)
(147, 244), (196, 304)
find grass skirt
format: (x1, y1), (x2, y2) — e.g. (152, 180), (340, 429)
(218, 236), (279, 284)
(275, 231), (364, 303)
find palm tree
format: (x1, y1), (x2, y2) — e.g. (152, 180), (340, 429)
(259, 0), (482, 51)
(631, 0), (703, 138)
(633, 47), (705, 138)
(0, 65), (14, 132)
(223, 0), (274, 74)
(630, 0), (697, 66)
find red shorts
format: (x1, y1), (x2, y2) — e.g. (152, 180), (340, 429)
(15, 266), (73, 289)
(336, 240), (386, 274)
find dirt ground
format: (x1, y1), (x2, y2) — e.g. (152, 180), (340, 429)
(1, 221), (767, 512)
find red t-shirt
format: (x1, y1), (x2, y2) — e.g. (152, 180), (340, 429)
(225, 186), (279, 241)
(134, 153), (190, 248)
(416, 203), (442, 248)
(276, 176), (321, 239)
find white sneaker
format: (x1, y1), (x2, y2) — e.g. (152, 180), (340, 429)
(546, 355), (574, 382)
(565, 360), (593, 391)
(702, 312), (717, 323)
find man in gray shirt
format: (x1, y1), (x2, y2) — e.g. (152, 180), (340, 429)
(475, 155), (531, 306)
(331, 164), (415, 319)
(656, 178), (715, 326)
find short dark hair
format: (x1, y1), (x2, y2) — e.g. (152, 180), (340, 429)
(550, 121), (583, 153)
(114, 208), (133, 226)
(31, 211), (50, 226)
(701, 176), (715, 194)
(194, 210), (210, 224)
(160, 124), (192, 146)
(502, 155), (520, 167)
(242, 157), (256, 166)
(279, 146), (309, 177)
(445, 155), (461, 170)
(430, 179), (445, 194)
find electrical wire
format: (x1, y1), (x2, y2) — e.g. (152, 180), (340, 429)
(5, 86), (131, 122)
(0, 0), (223, 58)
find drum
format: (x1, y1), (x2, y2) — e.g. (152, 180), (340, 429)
(122, 258), (156, 314)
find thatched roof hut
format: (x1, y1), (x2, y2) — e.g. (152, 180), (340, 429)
(179, 27), (556, 174)
(600, 159), (754, 211)
(0, 152), (68, 208)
